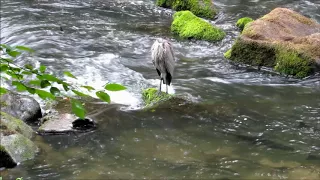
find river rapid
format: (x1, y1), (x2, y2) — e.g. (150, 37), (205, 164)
(1, 0), (320, 179)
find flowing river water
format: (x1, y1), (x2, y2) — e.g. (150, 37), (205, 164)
(1, 0), (320, 179)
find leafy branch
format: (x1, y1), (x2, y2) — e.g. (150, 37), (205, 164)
(0, 44), (126, 119)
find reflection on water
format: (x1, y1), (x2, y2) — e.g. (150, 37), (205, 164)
(1, 0), (320, 179)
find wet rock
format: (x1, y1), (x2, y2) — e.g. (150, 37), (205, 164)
(0, 112), (38, 168)
(226, 8), (320, 78)
(0, 133), (38, 168)
(38, 110), (96, 134)
(171, 11), (225, 42)
(156, 0), (217, 19)
(0, 91), (42, 124)
(0, 111), (34, 139)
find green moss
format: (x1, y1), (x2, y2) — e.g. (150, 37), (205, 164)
(228, 38), (276, 67)
(274, 48), (314, 78)
(156, 0), (216, 19)
(228, 38), (315, 78)
(224, 49), (232, 59)
(142, 88), (172, 107)
(0, 111), (34, 139)
(171, 11), (225, 41)
(236, 17), (254, 31)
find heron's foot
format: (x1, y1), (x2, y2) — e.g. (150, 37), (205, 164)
(157, 90), (162, 96)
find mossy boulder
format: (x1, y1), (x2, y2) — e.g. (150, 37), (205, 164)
(0, 111), (34, 139)
(142, 88), (174, 107)
(236, 17), (254, 31)
(156, 0), (217, 19)
(0, 134), (38, 168)
(171, 11), (225, 42)
(0, 112), (38, 168)
(226, 8), (320, 78)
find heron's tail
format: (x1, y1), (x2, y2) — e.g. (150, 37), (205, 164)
(163, 72), (172, 86)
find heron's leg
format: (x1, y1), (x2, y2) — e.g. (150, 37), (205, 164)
(158, 78), (162, 95)
(166, 84), (168, 94)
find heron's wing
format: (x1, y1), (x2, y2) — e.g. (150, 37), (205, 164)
(150, 41), (158, 66)
(163, 41), (175, 76)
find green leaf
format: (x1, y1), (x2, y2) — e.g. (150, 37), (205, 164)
(0, 58), (13, 63)
(71, 98), (86, 119)
(27, 87), (36, 94)
(35, 89), (55, 100)
(6, 72), (23, 79)
(11, 67), (21, 73)
(7, 50), (21, 58)
(50, 87), (60, 96)
(81, 85), (95, 91)
(22, 71), (33, 75)
(96, 91), (110, 103)
(42, 74), (61, 82)
(12, 81), (27, 92)
(39, 65), (46, 73)
(0, 64), (8, 72)
(72, 90), (88, 97)
(40, 80), (51, 88)
(63, 83), (70, 91)
(24, 64), (33, 70)
(0, 87), (8, 95)
(0, 44), (10, 50)
(15, 46), (34, 52)
(63, 71), (77, 79)
(29, 80), (42, 86)
(105, 83), (126, 91)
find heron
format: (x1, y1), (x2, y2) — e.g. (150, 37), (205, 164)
(151, 38), (175, 94)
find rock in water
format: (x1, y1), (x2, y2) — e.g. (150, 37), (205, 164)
(226, 8), (320, 78)
(171, 11), (225, 42)
(0, 91), (42, 124)
(0, 112), (38, 168)
(0, 134), (38, 168)
(156, 0), (217, 19)
(38, 111), (97, 134)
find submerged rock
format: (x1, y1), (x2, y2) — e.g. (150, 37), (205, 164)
(226, 8), (320, 78)
(0, 91), (42, 124)
(171, 11), (225, 42)
(38, 110), (96, 134)
(156, 0), (217, 19)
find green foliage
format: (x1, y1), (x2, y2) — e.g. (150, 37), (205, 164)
(0, 44), (126, 119)
(171, 11), (225, 42)
(156, 0), (216, 19)
(236, 17), (254, 31)
(105, 83), (127, 91)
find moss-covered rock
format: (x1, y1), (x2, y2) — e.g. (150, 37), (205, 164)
(0, 134), (38, 168)
(156, 0), (217, 19)
(171, 11), (225, 42)
(0, 111), (34, 139)
(236, 17), (253, 31)
(226, 8), (320, 78)
(0, 111), (38, 168)
(142, 88), (173, 107)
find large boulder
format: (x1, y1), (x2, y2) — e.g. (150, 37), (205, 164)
(0, 112), (38, 168)
(0, 91), (42, 124)
(226, 8), (320, 78)
(171, 11), (225, 42)
(156, 0), (217, 19)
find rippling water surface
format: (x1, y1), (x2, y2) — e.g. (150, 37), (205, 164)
(1, 0), (320, 179)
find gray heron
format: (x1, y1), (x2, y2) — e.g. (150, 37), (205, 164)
(151, 38), (175, 94)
